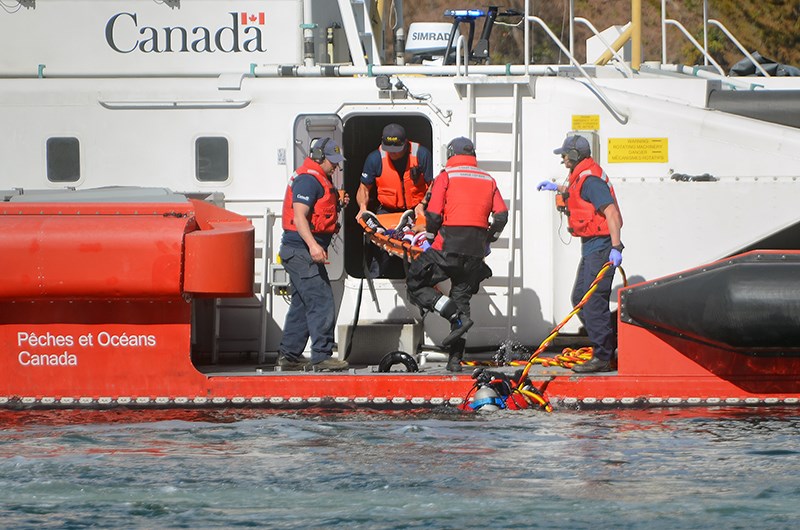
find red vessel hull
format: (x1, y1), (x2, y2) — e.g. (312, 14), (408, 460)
(2, 198), (799, 410)
(3, 308), (798, 409)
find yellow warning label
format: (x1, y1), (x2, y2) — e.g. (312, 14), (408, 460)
(571, 115), (600, 131)
(608, 138), (668, 163)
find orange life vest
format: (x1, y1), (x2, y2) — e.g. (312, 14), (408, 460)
(281, 159), (339, 235)
(376, 142), (427, 210)
(440, 157), (499, 228)
(565, 157), (622, 237)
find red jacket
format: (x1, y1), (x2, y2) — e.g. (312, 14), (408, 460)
(376, 142), (427, 210)
(281, 159), (339, 235)
(427, 154), (508, 253)
(565, 157), (622, 237)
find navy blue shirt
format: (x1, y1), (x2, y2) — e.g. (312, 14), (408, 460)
(281, 173), (334, 249)
(360, 145), (434, 187)
(579, 176), (614, 256)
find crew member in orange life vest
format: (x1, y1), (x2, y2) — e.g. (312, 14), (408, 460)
(277, 137), (349, 372)
(356, 123), (434, 277)
(406, 137), (508, 372)
(537, 134), (624, 373)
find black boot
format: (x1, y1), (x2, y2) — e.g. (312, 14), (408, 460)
(446, 338), (466, 372)
(442, 313), (473, 347)
(434, 296), (474, 348)
(571, 356), (614, 373)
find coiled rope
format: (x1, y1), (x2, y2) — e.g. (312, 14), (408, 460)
(462, 263), (627, 413)
(515, 262), (627, 411)
(515, 263), (627, 387)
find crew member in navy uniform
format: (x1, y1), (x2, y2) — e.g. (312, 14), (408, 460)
(537, 134), (624, 373)
(278, 137), (349, 371)
(406, 137), (508, 372)
(356, 123), (434, 277)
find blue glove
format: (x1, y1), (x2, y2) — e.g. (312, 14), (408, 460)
(484, 242), (491, 256)
(609, 248), (623, 267)
(420, 240), (432, 252)
(537, 180), (558, 192)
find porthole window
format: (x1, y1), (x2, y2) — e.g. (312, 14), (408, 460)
(46, 137), (80, 182)
(195, 137), (229, 182)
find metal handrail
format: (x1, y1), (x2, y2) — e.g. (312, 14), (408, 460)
(708, 19), (770, 77)
(525, 15), (629, 125)
(523, 1), (531, 68)
(505, 83), (521, 338)
(574, 17), (634, 78)
(455, 34), (469, 76)
(660, 0), (763, 78)
(260, 208), (276, 363)
(662, 19), (725, 76)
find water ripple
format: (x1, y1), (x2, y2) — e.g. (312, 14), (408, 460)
(1, 407), (799, 529)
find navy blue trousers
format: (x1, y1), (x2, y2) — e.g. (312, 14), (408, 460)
(278, 245), (336, 363)
(571, 248), (617, 361)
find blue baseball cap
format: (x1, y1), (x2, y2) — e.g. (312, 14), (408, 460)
(553, 135), (591, 159)
(447, 136), (476, 157)
(381, 123), (407, 153)
(312, 137), (344, 164)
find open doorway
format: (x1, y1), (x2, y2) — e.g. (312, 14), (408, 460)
(341, 114), (434, 279)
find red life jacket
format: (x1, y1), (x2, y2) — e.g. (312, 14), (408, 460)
(376, 142), (427, 210)
(565, 157), (622, 237)
(440, 156), (499, 228)
(281, 158), (339, 235)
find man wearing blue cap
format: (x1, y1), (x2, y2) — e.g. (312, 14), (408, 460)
(357, 123), (434, 220)
(277, 137), (349, 371)
(537, 134), (624, 373)
(357, 123), (434, 277)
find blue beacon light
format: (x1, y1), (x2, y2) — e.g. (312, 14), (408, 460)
(443, 9), (485, 19)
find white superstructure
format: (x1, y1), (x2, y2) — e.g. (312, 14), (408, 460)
(2, 0), (799, 362)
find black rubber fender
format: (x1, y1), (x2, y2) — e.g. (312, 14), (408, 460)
(378, 351), (419, 373)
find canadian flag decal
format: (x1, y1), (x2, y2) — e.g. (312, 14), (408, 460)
(240, 12), (265, 25)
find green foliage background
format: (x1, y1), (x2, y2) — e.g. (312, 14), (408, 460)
(398, 0), (799, 70)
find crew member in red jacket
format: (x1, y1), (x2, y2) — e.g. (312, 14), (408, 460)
(407, 137), (508, 372)
(278, 137), (349, 372)
(537, 134), (624, 373)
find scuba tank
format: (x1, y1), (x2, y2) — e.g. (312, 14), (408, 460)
(470, 385), (504, 411)
(468, 367), (510, 411)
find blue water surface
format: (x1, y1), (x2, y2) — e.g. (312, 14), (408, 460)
(0, 406), (798, 529)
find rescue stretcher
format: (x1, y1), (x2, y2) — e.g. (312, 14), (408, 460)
(356, 210), (428, 262)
